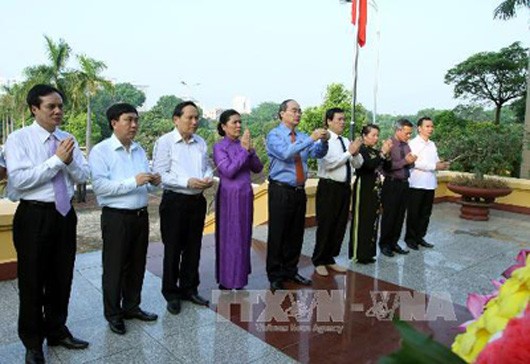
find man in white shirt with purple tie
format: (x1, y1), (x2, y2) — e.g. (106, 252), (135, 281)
(5, 84), (90, 364)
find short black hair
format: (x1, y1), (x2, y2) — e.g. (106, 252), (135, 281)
(173, 101), (198, 118)
(217, 109), (240, 137)
(278, 99), (295, 120)
(361, 124), (380, 136)
(106, 103), (138, 130)
(417, 116), (432, 127)
(26, 84), (65, 116)
(395, 118), (413, 130)
(324, 107), (345, 127)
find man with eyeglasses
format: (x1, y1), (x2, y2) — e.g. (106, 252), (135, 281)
(266, 99), (329, 291)
(89, 103), (160, 335)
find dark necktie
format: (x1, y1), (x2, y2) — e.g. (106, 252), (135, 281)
(338, 137), (351, 184)
(290, 131), (305, 185)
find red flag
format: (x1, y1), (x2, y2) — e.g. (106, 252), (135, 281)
(351, 0), (357, 25)
(357, 0), (368, 47)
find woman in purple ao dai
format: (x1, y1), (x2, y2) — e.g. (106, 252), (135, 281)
(213, 109), (263, 290)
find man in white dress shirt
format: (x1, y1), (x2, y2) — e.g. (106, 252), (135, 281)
(405, 117), (449, 250)
(5, 84), (90, 364)
(312, 108), (363, 276)
(89, 103), (160, 335)
(152, 101), (213, 314)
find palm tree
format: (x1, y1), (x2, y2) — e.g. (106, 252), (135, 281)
(23, 36), (72, 94)
(494, 1), (530, 177)
(494, 0), (530, 19)
(68, 55), (113, 152)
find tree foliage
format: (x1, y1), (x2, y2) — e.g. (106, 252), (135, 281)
(91, 83), (146, 140)
(444, 42), (528, 124)
(493, 0), (530, 19)
(433, 111), (522, 177)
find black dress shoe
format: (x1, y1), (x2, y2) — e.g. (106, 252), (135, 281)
(380, 247), (395, 257)
(270, 280), (284, 291)
(392, 246), (410, 255)
(405, 241), (419, 250)
(357, 258), (376, 264)
(48, 335), (89, 349)
(419, 239), (434, 248)
(25, 349), (45, 364)
(108, 319), (126, 335)
(167, 300), (181, 315)
(124, 308), (158, 321)
(183, 293), (209, 306)
(287, 274), (312, 286)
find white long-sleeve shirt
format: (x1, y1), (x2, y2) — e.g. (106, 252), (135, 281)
(89, 134), (152, 209)
(317, 130), (363, 183)
(5, 121), (89, 202)
(408, 135), (440, 190)
(152, 128), (212, 195)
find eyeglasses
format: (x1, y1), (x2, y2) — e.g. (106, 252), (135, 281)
(289, 108), (303, 115)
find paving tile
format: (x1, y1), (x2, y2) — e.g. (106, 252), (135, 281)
(0, 341), (61, 364)
(160, 321), (283, 363)
(83, 339), (180, 364)
(50, 316), (158, 363)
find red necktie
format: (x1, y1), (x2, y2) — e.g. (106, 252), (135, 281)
(291, 131), (305, 185)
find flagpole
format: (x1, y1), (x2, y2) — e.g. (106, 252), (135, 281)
(370, 0), (380, 124)
(351, 41), (360, 141)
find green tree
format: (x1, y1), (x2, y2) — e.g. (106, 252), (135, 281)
(91, 83), (146, 140)
(23, 36), (72, 93)
(136, 95), (183, 156)
(68, 55), (113, 151)
(493, 0), (530, 19)
(298, 83), (368, 171)
(493, 0), (530, 177)
(246, 102), (279, 126)
(444, 42), (528, 124)
(62, 112), (102, 148)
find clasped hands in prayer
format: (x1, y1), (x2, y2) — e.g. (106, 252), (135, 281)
(135, 172), (161, 187)
(56, 136), (75, 165)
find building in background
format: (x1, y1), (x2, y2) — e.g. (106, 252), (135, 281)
(204, 107), (225, 120)
(232, 96), (251, 114)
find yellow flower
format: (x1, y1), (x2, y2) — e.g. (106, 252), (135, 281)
(452, 255), (530, 362)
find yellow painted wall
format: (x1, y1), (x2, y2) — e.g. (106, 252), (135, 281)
(0, 200), (18, 264)
(204, 173), (530, 233)
(203, 179), (319, 234)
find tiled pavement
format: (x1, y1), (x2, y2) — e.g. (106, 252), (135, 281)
(0, 202), (528, 363)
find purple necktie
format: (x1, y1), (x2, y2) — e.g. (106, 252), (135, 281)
(49, 135), (71, 216)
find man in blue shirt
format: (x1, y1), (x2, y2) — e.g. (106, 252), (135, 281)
(266, 99), (329, 291)
(89, 103), (160, 335)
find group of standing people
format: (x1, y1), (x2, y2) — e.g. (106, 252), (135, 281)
(3, 84), (447, 364)
(313, 112), (449, 276)
(348, 118), (449, 265)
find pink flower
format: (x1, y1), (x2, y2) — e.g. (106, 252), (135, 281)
(502, 250), (530, 278)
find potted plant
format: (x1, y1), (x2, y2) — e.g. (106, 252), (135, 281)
(447, 172), (512, 221)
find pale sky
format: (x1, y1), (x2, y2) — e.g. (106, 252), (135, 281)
(1, 0), (528, 115)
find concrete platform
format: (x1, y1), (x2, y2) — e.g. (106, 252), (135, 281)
(0, 202), (528, 363)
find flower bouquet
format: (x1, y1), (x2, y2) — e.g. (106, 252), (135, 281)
(379, 250), (530, 363)
(452, 250), (530, 363)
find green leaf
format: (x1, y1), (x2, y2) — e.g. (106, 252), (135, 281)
(377, 319), (466, 364)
